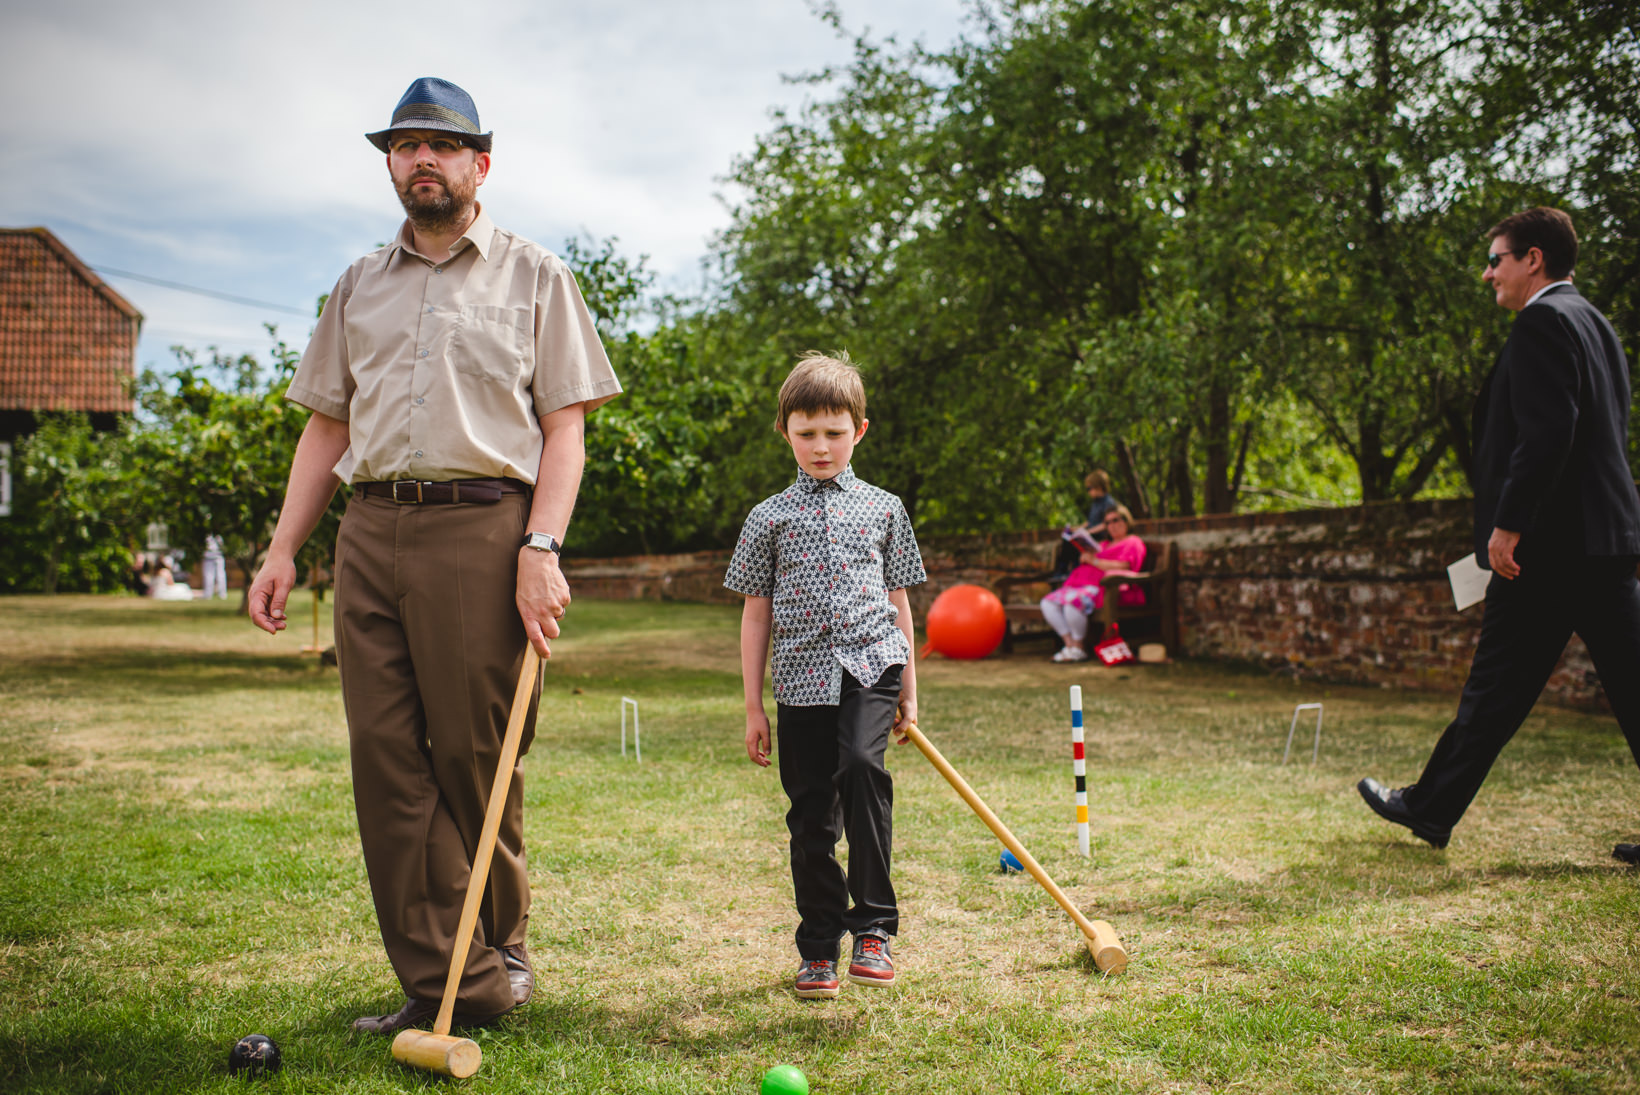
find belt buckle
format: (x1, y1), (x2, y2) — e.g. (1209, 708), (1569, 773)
(391, 480), (423, 504)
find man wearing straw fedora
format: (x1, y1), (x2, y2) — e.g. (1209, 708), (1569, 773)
(249, 77), (622, 1033)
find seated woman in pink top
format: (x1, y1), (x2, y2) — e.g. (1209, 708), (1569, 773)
(1038, 505), (1146, 662)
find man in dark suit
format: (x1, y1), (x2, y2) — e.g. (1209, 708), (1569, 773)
(1358, 207), (1640, 864)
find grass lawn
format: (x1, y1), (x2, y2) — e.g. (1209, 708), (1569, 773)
(1, 593), (1637, 1094)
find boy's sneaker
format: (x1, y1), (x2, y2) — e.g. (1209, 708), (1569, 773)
(847, 931), (895, 987)
(794, 958), (840, 999)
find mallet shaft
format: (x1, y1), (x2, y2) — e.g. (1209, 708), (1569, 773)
(434, 644), (540, 1037)
(392, 647), (539, 1077)
(902, 722), (1128, 974)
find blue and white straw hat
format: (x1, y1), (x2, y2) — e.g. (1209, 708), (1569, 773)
(366, 77), (492, 153)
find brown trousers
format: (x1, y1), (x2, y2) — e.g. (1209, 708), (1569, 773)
(333, 491), (539, 1016)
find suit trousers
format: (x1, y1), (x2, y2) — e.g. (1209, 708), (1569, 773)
(333, 491), (539, 1016)
(777, 666), (902, 961)
(1404, 554), (1640, 830)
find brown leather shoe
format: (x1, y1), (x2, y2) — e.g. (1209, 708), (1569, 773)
(352, 996), (439, 1035)
(499, 943), (534, 1006)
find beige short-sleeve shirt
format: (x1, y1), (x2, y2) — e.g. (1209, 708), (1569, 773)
(287, 207), (622, 485)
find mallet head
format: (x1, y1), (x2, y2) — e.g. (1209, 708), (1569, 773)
(391, 1029), (482, 1078)
(1087, 919), (1129, 975)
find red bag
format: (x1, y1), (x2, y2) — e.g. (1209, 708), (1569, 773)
(1093, 625), (1135, 666)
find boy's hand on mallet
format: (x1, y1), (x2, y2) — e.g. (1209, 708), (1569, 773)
(892, 700), (918, 744)
(745, 711), (772, 767)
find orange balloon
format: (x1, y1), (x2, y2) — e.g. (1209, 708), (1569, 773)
(922, 584), (1006, 660)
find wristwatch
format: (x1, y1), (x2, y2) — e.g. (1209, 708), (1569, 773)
(521, 531), (562, 554)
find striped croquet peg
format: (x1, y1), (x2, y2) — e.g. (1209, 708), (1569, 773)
(1070, 685), (1089, 858)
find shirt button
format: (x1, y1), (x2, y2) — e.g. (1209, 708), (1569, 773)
(414, 450), (423, 458)
(414, 397), (425, 405)
(419, 349), (431, 358)
(426, 306), (435, 313)
(434, 267), (443, 275)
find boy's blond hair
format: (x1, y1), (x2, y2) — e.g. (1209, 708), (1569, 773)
(775, 351), (867, 433)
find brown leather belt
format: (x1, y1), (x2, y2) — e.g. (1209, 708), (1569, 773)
(357, 478), (530, 504)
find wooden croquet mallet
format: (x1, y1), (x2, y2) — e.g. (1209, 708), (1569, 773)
(391, 645), (541, 1078)
(900, 722), (1129, 975)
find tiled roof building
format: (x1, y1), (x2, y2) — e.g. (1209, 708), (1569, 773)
(1, 227), (141, 440)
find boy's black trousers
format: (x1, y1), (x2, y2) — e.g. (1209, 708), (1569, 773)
(777, 665), (901, 962)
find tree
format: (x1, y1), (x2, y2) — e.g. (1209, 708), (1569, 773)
(1490, 0), (1639, 469)
(714, 0), (1331, 521)
(0, 413), (133, 594)
(128, 328), (341, 613)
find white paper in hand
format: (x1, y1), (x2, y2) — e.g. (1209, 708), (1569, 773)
(1447, 553), (1490, 611)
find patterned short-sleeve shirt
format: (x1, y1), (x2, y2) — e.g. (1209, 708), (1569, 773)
(725, 465), (927, 706)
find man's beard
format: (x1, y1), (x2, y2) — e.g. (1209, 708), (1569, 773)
(395, 169), (476, 234)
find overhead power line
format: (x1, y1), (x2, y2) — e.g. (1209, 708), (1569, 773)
(92, 265), (313, 317)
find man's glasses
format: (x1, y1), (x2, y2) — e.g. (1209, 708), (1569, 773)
(389, 136), (468, 156)
(1486, 249), (1526, 268)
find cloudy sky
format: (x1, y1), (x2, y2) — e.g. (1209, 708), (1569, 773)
(3, 0), (971, 372)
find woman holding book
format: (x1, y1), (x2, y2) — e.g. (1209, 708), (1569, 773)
(1038, 505), (1146, 662)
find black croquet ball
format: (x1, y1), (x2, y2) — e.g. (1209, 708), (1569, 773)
(228, 1033), (282, 1077)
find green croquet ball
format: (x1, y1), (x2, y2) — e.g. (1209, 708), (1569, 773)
(761, 1064), (809, 1095)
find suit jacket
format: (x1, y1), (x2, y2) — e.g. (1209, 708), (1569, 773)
(1471, 284), (1640, 566)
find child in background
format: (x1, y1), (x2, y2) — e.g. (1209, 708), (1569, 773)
(1051, 469), (1122, 584)
(1080, 469), (1120, 541)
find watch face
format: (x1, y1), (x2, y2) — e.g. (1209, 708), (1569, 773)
(526, 532), (559, 552)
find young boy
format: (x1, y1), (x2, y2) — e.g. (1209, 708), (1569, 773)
(725, 351), (927, 999)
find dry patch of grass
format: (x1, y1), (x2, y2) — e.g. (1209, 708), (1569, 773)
(2, 595), (1638, 1094)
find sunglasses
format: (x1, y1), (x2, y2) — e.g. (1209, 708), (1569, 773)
(1485, 249), (1526, 269)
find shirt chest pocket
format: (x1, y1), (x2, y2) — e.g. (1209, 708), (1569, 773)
(451, 304), (531, 384)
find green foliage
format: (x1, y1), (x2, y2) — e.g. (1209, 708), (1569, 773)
(657, 0), (1640, 528)
(0, 414), (134, 595)
(577, 310), (760, 556)
(127, 329), (342, 609)
(7, 2), (1634, 569)
(562, 240), (767, 556)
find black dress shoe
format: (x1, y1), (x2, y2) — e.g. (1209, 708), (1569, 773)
(353, 993), (511, 1035)
(1357, 778), (1452, 849)
(499, 942), (534, 1006)
(1614, 843), (1640, 865)
(352, 996), (439, 1035)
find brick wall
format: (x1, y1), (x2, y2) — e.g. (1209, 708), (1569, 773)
(1150, 500), (1602, 708)
(559, 500), (1610, 710)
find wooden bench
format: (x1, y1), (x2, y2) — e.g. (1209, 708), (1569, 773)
(995, 539), (1179, 656)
